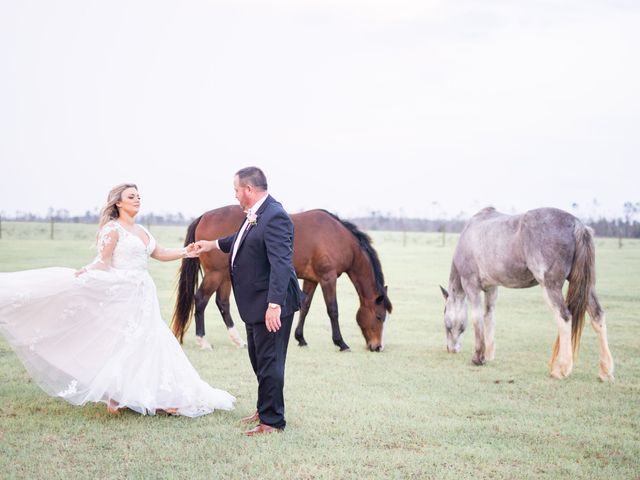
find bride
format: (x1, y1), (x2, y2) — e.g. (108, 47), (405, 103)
(0, 183), (235, 417)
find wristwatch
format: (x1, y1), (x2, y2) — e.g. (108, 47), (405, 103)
(268, 303), (280, 309)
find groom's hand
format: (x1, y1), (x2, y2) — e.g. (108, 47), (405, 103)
(265, 304), (282, 332)
(193, 240), (216, 253)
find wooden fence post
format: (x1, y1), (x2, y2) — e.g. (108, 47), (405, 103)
(50, 217), (54, 240)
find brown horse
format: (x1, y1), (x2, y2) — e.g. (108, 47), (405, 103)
(171, 206), (393, 352)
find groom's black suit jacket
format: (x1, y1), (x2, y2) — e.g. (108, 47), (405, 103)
(218, 195), (301, 323)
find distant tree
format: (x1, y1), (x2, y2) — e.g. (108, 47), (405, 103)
(623, 201), (639, 221)
(623, 201), (640, 237)
(56, 208), (69, 220)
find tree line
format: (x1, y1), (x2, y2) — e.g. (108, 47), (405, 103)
(350, 215), (640, 238)
(6, 209), (189, 226)
(3, 203), (640, 238)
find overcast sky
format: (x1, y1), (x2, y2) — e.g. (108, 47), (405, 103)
(1, 0), (638, 220)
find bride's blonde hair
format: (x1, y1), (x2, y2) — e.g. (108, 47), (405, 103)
(98, 183), (138, 229)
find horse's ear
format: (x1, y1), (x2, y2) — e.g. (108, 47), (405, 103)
(376, 286), (389, 304)
(439, 285), (449, 300)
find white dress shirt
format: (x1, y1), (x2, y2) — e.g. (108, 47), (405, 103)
(230, 193), (268, 265)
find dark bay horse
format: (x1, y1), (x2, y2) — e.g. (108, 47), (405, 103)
(440, 207), (614, 381)
(171, 206), (392, 351)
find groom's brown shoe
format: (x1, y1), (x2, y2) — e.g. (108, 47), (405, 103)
(243, 423), (283, 436)
(240, 411), (260, 424)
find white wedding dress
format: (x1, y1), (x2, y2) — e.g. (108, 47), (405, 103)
(0, 221), (235, 417)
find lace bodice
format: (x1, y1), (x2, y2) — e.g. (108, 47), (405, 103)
(93, 221), (156, 271)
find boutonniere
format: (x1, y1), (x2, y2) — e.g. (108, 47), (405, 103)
(247, 212), (258, 226)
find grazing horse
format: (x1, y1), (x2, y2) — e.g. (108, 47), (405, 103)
(440, 207), (614, 381)
(171, 206), (392, 352)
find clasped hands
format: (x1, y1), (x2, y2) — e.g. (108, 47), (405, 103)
(183, 242), (200, 258)
(191, 240), (217, 255)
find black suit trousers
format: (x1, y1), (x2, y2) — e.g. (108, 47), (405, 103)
(245, 313), (293, 430)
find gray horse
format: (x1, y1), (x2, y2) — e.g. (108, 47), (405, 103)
(440, 207), (614, 381)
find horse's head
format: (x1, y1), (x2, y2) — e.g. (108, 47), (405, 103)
(357, 286), (392, 352)
(440, 285), (467, 353)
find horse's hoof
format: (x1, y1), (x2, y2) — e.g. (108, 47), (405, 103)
(338, 346), (351, 352)
(550, 365), (571, 379)
(551, 364), (573, 379)
(599, 362), (614, 382)
(471, 355), (485, 366)
(297, 339), (308, 347)
(599, 372), (615, 382)
(195, 336), (213, 350)
(227, 327), (246, 348)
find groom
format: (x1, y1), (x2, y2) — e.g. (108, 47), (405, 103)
(194, 166), (301, 435)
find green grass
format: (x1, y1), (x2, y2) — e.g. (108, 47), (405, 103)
(1, 222), (639, 479)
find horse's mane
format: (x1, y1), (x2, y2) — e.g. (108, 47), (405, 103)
(320, 210), (392, 312)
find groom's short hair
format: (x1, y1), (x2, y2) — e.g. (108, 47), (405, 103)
(236, 167), (268, 191)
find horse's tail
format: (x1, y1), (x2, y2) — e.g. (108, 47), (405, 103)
(551, 222), (595, 362)
(170, 215), (203, 344)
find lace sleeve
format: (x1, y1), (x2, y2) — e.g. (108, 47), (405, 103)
(83, 222), (120, 271)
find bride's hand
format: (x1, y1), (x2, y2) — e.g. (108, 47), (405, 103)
(184, 243), (200, 258)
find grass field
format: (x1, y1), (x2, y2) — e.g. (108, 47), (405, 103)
(0, 222), (639, 479)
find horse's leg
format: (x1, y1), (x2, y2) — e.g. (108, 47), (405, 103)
(215, 279), (246, 348)
(587, 290), (614, 381)
(193, 273), (220, 350)
(294, 280), (317, 347)
(467, 290), (486, 365)
(320, 277), (350, 352)
(483, 287), (498, 362)
(542, 286), (573, 378)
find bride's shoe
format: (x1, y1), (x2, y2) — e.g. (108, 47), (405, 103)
(107, 399), (119, 415)
(157, 407), (179, 415)
(195, 336), (213, 350)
